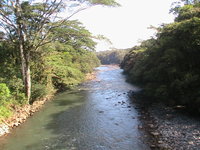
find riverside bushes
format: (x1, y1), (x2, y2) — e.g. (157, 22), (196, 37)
(0, 84), (12, 121)
(0, 83), (10, 105)
(121, 2), (200, 113)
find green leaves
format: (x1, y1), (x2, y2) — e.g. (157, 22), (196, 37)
(89, 0), (120, 6)
(30, 19), (100, 91)
(0, 83), (10, 104)
(175, 4), (200, 21)
(122, 2), (200, 112)
(51, 20), (96, 51)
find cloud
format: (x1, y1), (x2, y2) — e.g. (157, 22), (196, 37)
(72, 0), (175, 51)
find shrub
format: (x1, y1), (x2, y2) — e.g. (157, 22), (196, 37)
(31, 83), (48, 101)
(13, 92), (27, 105)
(0, 83), (10, 105)
(0, 106), (12, 122)
(8, 77), (24, 93)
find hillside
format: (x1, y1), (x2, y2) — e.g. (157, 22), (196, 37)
(121, 2), (200, 113)
(97, 49), (130, 64)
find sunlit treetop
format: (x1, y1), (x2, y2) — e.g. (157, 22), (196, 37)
(88, 0), (120, 6)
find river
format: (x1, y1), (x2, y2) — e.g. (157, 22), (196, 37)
(0, 65), (150, 150)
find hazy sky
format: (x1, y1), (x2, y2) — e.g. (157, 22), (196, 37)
(72, 0), (176, 51)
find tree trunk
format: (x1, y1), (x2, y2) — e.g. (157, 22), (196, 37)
(19, 42), (31, 102)
(25, 52), (31, 102)
(16, 0), (31, 102)
(19, 42), (26, 84)
(25, 64), (31, 101)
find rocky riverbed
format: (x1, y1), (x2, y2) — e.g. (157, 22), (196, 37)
(131, 95), (200, 150)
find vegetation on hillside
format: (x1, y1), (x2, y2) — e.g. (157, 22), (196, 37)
(121, 0), (200, 113)
(0, 0), (118, 121)
(97, 49), (130, 64)
(0, 19), (100, 121)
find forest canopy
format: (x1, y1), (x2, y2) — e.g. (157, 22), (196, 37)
(0, 0), (118, 121)
(121, 0), (200, 113)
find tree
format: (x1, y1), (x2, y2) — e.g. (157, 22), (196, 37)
(0, 0), (119, 102)
(121, 2), (200, 112)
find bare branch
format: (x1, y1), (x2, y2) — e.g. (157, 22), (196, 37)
(65, 6), (89, 20)
(0, 10), (17, 31)
(30, 0), (63, 47)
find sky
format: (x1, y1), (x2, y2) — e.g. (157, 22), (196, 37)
(71, 0), (176, 51)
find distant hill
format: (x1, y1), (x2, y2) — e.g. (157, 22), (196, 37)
(96, 48), (130, 65)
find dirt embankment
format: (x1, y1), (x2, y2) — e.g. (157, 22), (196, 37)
(0, 94), (53, 136)
(85, 72), (97, 81)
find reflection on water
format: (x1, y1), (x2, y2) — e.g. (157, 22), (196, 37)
(0, 65), (150, 150)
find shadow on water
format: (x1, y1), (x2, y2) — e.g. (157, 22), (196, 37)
(24, 89), (95, 150)
(0, 66), (150, 150)
(25, 111), (77, 150)
(54, 93), (85, 107)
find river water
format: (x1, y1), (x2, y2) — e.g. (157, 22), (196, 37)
(0, 65), (150, 150)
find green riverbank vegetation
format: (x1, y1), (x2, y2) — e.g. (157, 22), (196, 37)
(0, 0), (118, 122)
(121, 0), (200, 113)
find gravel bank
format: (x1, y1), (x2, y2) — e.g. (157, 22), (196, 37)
(132, 95), (200, 150)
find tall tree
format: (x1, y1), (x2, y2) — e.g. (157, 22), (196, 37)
(0, 0), (119, 102)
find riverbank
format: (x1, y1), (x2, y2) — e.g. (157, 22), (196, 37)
(0, 70), (99, 137)
(85, 72), (97, 81)
(132, 96), (200, 149)
(85, 65), (119, 81)
(0, 65), (150, 150)
(0, 94), (54, 137)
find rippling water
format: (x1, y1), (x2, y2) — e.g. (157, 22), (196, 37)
(0, 65), (150, 150)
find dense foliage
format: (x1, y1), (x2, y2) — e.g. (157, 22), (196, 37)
(0, 0), (119, 121)
(0, 19), (100, 119)
(97, 49), (130, 64)
(121, 1), (200, 113)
